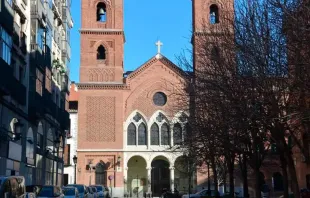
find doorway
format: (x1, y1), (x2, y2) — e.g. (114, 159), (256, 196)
(151, 159), (170, 197)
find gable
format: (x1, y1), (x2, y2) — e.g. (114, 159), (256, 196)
(126, 55), (190, 85)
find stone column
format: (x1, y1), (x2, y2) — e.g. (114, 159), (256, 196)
(170, 166), (175, 193)
(124, 167), (128, 196)
(147, 167), (152, 196)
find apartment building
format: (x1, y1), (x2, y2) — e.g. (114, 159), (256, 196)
(0, 0), (73, 186)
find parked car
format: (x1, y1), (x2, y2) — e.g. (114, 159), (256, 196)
(301, 188), (310, 198)
(0, 176), (30, 198)
(90, 187), (98, 198)
(62, 187), (79, 198)
(182, 189), (220, 198)
(261, 184), (270, 198)
(37, 185), (64, 198)
(66, 184), (89, 198)
(26, 185), (42, 196)
(86, 187), (94, 198)
(90, 185), (105, 198)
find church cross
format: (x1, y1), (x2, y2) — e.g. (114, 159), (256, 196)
(156, 40), (163, 54)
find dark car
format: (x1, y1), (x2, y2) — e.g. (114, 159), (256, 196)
(66, 184), (89, 198)
(37, 185), (64, 198)
(26, 185), (42, 195)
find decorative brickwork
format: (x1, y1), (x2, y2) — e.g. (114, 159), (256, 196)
(86, 96), (116, 142)
(88, 68), (115, 82)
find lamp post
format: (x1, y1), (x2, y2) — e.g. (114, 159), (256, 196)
(73, 155), (77, 184)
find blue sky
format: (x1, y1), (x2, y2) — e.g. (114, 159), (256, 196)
(70, 0), (192, 82)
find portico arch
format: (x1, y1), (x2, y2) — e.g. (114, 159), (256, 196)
(174, 156), (191, 194)
(127, 156), (147, 197)
(151, 156), (171, 197)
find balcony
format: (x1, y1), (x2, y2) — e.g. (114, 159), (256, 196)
(12, 22), (20, 47)
(61, 74), (69, 93)
(0, 0), (14, 34)
(30, 0), (45, 19)
(20, 32), (27, 54)
(0, 59), (26, 105)
(30, 44), (45, 69)
(61, 40), (71, 61)
(13, 0), (27, 20)
(28, 90), (45, 121)
(30, 44), (52, 69)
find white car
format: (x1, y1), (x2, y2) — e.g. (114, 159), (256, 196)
(62, 187), (79, 198)
(182, 189), (219, 198)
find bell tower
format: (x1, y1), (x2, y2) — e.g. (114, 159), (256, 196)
(192, 0), (234, 71)
(80, 0), (124, 83)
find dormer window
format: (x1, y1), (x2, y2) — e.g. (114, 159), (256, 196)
(210, 4), (219, 24)
(97, 3), (107, 22)
(97, 45), (106, 60)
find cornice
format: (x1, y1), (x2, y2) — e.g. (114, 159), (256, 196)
(78, 83), (130, 90)
(79, 29), (126, 42)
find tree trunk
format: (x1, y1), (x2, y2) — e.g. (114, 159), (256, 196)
(211, 156), (219, 197)
(285, 152), (300, 198)
(242, 156), (249, 198)
(253, 165), (261, 198)
(223, 170), (227, 194)
(280, 153), (289, 198)
(208, 163), (211, 191)
(228, 157), (235, 197)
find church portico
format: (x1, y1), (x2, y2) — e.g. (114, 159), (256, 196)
(124, 152), (193, 197)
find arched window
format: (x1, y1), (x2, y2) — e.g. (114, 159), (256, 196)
(210, 4), (219, 24)
(97, 45), (106, 60)
(127, 123), (136, 145)
(138, 123), (147, 145)
(97, 3), (107, 22)
(273, 172), (284, 191)
(26, 128), (34, 159)
(161, 123), (170, 145)
(47, 129), (54, 153)
(173, 123), (182, 145)
(151, 123), (159, 145)
(95, 162), (106, 185)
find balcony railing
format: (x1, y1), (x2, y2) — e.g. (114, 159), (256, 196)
(20, 32), (27, 54)
(30, 0), (45, 19)
(0, 59), (27, 105)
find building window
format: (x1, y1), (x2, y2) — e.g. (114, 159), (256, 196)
(97, 45), (106, 60)
(173, 123), (182, 145)
(161, 123), (170, 145)
(0, 26), (12, 65)
(151, 123), (159, 145)
(26, 128), (34, 160)
(97, 3), (107, 22)
(138, 123), (147, 145)
(210, 4), (219, 24)
(153, 92), (167, 106)
(127, 123), (136, 145)
(36, 69), (44, 96)
(19, 66), (24, 83)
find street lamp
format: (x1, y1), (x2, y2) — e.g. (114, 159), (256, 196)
(117, 156), (121, 166)
(73, 155), (77, 184)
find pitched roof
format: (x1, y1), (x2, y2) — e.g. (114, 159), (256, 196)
(126, 54), (190, 81)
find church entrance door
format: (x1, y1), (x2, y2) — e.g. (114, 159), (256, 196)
(151, 159), (170, 197)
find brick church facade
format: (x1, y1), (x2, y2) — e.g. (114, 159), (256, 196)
(76, 0), (235, 197)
